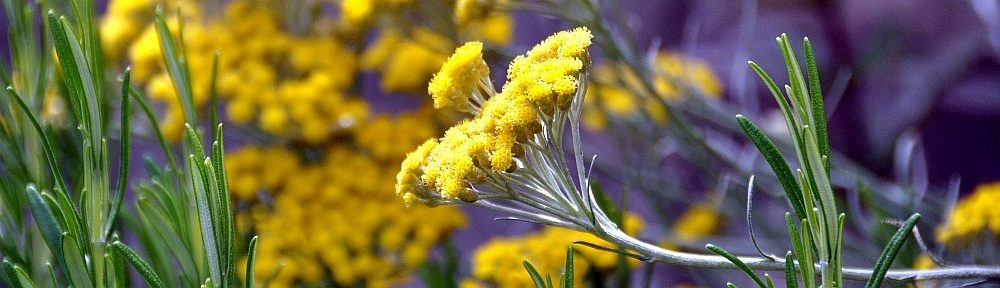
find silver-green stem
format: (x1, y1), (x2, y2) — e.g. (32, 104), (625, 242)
(596, 225), (1000, 282)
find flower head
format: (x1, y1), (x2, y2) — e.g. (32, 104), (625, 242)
(396, 27), (593, 207)
(428, 42), (491, 112)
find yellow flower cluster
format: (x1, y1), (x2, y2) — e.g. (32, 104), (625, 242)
(104, 0), (366, 142)
(463, 214), (645, 288)
(355, 110), (441, 161)
(226, 128), (467, 286)
(397, 27), (593, 206)
(936, 181), (1000, 245)
(362, 28), (452, 93)
(454, 0), (513, 44)
(664, 203), (723, 249)
(583, 52), (723, 130)
(99, 0), (200, 59)
(340, 0), (418, 29)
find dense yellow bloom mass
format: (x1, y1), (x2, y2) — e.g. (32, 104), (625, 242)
(227, 112), (467, 287)
(936, 181), (1000, 245)
(583, 52), (723, 130)
(104, 1), (364, 142)
(464, 214), (644, 288)
(396, 27), (593, 206)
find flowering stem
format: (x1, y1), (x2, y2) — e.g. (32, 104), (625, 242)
(597, 227), (1000, 283)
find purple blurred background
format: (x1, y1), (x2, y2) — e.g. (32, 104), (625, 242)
(2, 0), (999, 286)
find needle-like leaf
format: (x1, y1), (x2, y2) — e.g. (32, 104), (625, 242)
(865, 213), (921, 288)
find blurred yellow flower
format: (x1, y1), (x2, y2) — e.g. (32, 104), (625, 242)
(464, 213), (644, 288)
(936, 181), (1000, 246)
(455, 0), (513, 45)
(583, 52), (723, 130)
(105, 0), (362, 143)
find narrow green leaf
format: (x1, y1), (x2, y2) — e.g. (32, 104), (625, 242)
(46, 263), (57, 287)
(106, 68), (132, 239)
(109, 236), (129, 288)
(727, 283), (738, 288)
(865, 213), (921, 288)
(799, 220), (816, 288)
(706, 244), (767, 288)
(748, 61), (802, 148)
(523, 261), (547, 288)
(545, 275), (554, 288)
(764, 274), (775, 288)
(185, 124), (207, 160)
(245, 236), (259, 288)
(5, 87), (69, 197)
(777, 34), (809, 117)
(784, 213), (805, 269)
(112, 241), (165, 288)
(153, 8), (197, 127)
(211, 124), (235, 285)
(136, 197), (198, 281)
(46, 11), (85, 126)
(14, 266), (36, 288)
(4, 260), (36, 288)
(2, 260), (21, 287)
(802, 37), (829, 174)
(736, 115), (807, 220)
(189, 155), (221, 283)
(833, 213), (846, 286)
(209, 52), (221, 136)
(127, 86), (179, 173)
(61, 233), (93, 288)
(48, 12), (102, 145)
(784, 251), (798, 288)
(563, 247), (574, 288)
